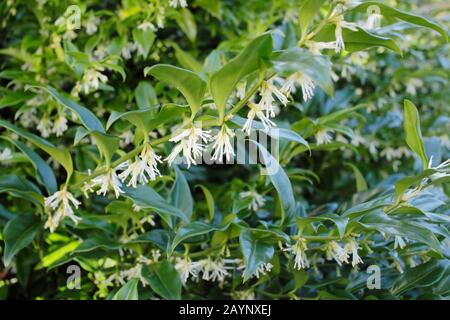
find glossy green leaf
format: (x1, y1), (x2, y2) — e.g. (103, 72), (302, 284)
(146, 260), (182, 300)
(169, 166), (194, 222)
(314, 26), (402, 54)
(210, 34), (273, 120)
(196, 185), (215, 221)
(346, 163), (368, 192)
(144, 64), (206, 116)
(403, 100), (428, 169)
(112, 278), (139, 300)
(391, 260), (449, 295)
(39, 86), (105, 133)
(239, 229), (275, 282)
(349, 2), (449, 41)
(170, 221), (228, 254)
(0, 119), (73, 176)
(3, 213), (41, 266)
(1, 137), (57, 194)
(298, 0), (326, 36)
(123, 185), (189, 224)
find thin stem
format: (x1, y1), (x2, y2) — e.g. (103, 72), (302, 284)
(224, 71), (276, 122)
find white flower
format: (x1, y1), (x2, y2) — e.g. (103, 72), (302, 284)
(120, 264), (148, 286)
(366, 12), (382, 30)
(239, 190), (265, 212)
(79, 67), (108, 94)
(315, 128), (333, 145)
(169, 0), (188, 8)
(251, 262), (273, 279)
(85, 14), (100, 35)
(93, 44), (109, 60)
(166, 126), (211, 167)
(394, 236), (407, 249)
(281, 72), (316, 102)
(212, 125), (235, 161)
(305, 41), (336, 55)
(405, 78), (424, 96)
(119, 144), (162, 187)
(232, 289), (255, 300)
(175, 256), (202, 284)
(326, 241), (348, 266)
(344, 238), (363, 267)
(63, 29), (77, 41)
(284, 238), (310, 270)
(351, 130), (365, 147)
(242, 102), (276, 133)
(37, 116), (52, 138)
(52, 114), (68, 137)
(330, 10), (358, 53)
(119, 130), (135, 148)
(0, 148), (12, 162)
(83, 164), (127, 198)
(44, 189), (81, 232)
(121, 42), (135, 60)
(198, 257), (229, 283)
(259, 79), (288, 118)
(235, 81), (247, 100)
(19, 108), (38, 128)
(138, 21), (156, 32)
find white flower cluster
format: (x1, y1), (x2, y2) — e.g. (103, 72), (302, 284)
(282, 236), (365, 271)
(44, 189), (81, 232)
(325, 238), (364, 268)
(73, 66), (108, 96)
(175, 256), (240, 284)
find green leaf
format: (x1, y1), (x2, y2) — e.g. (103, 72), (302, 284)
(3, 213), (41, 266)
(298, 214), (349, 239)
(251, 141), (296, 223)
(0, 137), (57, 194)
(0, 119), (73, 177)
(74, 236), (122, 253)
(106, 108), (157, 132)
(210, 34), (273, 120)
(132, 229), (171, 251)
(172, 43), (203, 73)
(132, 28), (155, 59)
(346, 163), (368, 192)
(170, 221), (228, 254)
(358, 211), (442, 254)
(0, 175), (43, 206)
(39, 86), (105, 133)
(391, 260), (449, 296)
(123, 185), (189, 224)
(146, 260), (182, 300)
(134, 81), (158, 110)
(196, 0), (222, 19)
(195, 185), (215, 221)
(169, 166), (193, 222)
(403, 100), (428, 169)
(239, 229), (274, 282)
(0, 90), (33, 109)
(394, 169), (436, 202)
(298, 0), (326, 36)
(90, 131), (120, 165)
(175, 8), (197, 43)
(314, 26), (402, 54)
(144, 64), (206, 116)
(348, 2), (449, 41)
(35, 240), (80, 269)
(112, 278), (139, 300)
(273, 47), (333, 96)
